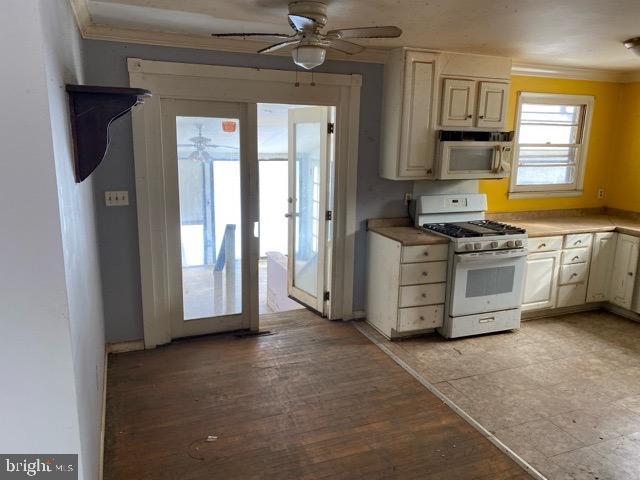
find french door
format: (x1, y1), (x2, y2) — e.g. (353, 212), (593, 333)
(287, 106), (332, 314)
(161, 98), (259, 338)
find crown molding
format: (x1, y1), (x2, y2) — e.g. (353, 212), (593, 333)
(512, 62), (640, 83)
(69, 0), (92, 33)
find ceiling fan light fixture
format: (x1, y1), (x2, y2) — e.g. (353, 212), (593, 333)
(293, 44), (326, 69)
(624, 37), (640, 56)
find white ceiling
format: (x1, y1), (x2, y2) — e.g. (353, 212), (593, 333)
(85, 0), (640, 72)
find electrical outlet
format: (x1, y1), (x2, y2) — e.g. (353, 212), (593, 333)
(105, 190), (129, 207)
(597, 188), (605, 199)
(404, 192), (412, 205)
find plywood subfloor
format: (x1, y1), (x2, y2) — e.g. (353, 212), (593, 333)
(104, 310), (529, 479)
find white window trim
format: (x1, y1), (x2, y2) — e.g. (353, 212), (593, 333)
(128, 58), (361, 348)
(508, 92), (594, 199)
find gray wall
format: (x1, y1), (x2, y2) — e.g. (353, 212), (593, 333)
(84, 40), (411, 342)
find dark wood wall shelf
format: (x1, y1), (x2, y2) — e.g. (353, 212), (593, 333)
(66, 85), (151, 183)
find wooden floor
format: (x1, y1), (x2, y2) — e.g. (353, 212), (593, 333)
(104, 311), (530, 479)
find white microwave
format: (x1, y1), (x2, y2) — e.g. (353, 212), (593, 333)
(435, 131), (513, 180)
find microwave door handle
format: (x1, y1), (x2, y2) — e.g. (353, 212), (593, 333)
(492, 144), (501, 173)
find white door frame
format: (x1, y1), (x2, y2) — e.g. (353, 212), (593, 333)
(128, 58), (361, 348)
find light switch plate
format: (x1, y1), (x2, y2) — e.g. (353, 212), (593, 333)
(105, 190), (129, 207)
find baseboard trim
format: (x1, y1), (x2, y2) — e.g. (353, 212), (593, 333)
(522, 303), (603, 320)
(606, 304), (640, 324)
(341, 310), (366, 320)
(106, 340), (145, 354)
(353, 322), (545, 480)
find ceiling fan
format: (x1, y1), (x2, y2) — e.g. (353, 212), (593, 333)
(212, 1), (402, 70)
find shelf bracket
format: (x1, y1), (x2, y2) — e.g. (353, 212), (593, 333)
(66, 85), (151, 182)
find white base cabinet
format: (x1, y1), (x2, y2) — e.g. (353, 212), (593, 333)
(609, 234), (640, 310)
(586, 232), (617, 302)
(522, 250), (561, 311)
(366, 231), (447, 339)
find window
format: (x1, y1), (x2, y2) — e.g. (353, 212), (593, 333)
(509, 92), (594, 197)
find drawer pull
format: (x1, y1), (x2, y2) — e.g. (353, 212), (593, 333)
(479, 317), (495, 324)
(422, 271), (428, 276)
(538, 243), (546, 249)
(629, 272), (634, 277)
(572, 256), (580, 261)
(419, 316), (425, 321)
(574, 240), (582, 245)
(423, 251), (430, 256)
(571, 273), (578, 278)
(421, 293), (427, 298)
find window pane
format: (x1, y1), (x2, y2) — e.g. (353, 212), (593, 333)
(520, 103), (581, 125)
(518, 146), (578, 165)
(519, 124), (579, 144)
(516, 165), (575, 185)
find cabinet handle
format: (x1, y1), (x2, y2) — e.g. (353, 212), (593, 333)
(422, 271), (428, 276)
(419, 316), (425, 321)
(423, 251), (429, 256)
(571, 273), (577, 278)
(421, 293), (427, 298)
(572, 256), (580, 262)
(575, 240), (582, 245)
(466, 114), (473, 119)
(628, 272), (634, 276)
(479, 115), (485, 119)
(426, 168), (433, 174)
(538, 243), (546, 248)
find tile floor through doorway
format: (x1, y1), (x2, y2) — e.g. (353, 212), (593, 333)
(359, 310), (640, 479)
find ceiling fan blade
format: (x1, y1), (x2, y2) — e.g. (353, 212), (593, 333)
(327, 39), (365, 55)
(258, 38), (301, 54)
(326, 26), (402, 39)
(212, 32), (293, 39)
(288, 14), (316, 32)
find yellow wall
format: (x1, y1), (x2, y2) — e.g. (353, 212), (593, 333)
(480, 75), (623, 212)
(607, 81), (640, 211)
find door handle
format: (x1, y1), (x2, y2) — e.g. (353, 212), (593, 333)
(284, 213), (292, 218)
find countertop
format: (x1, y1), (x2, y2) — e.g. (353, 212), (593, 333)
(368, 226), (448, 246)
(367, 211), (640, 245)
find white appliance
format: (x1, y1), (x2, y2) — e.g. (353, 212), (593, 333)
(436, 130), (513, 180)
(414, 193), (527, 339)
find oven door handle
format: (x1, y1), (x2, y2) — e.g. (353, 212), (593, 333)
(456, 249), (527, 264)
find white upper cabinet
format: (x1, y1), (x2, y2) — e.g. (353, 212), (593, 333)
(476, 81), (510, 129)
(609, 234), (640, 310)
(440, 78), (509, 130)
(441, 78), (475, 128)
(380, 48), (438, 180)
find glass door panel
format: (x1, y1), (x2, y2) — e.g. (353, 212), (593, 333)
(287, 106), (330, 313)
(161, 98), (258, 339)
(176, 116), (242, 320)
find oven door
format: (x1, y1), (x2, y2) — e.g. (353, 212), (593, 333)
(437, 141), (510, 180)
(449, 249), (526, 317)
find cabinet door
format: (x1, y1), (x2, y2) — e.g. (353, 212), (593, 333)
(609, 234), (640, 309)
(441, 78), (475, 127)
(586, 232), (616, 302)
(398, 51), (436, 177)
(522, 251), (561, 311)
(476, 81), (509, 129)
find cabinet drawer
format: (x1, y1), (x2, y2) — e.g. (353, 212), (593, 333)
(559, 263), (589, 285)
(401, 244), (448, 263)
(557, 283), (587, 308)
(399, 283), (446, 308)
(400, 261), (447, 285)
(564, 233), (593, 249)
(528, 236), (563, 252)
(398, 305), (444, 332)
(561, 247), (591, 265)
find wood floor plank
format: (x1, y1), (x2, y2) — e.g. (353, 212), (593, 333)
(104, 310), (530, 479)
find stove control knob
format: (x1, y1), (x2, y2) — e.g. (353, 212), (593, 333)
(515, 240), (523, 247)
(465, 244), (474, 251)
(490, 241), (499, 249)
(474, 242), (482, 250)
(506, 240), (515, 248)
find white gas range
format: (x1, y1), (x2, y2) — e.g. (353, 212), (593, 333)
(414, 193), (528, 339)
